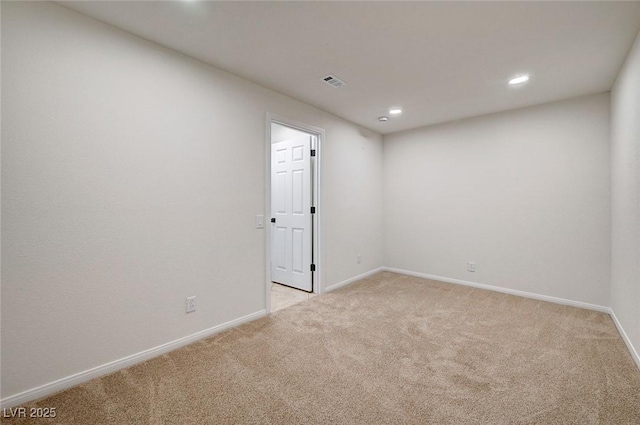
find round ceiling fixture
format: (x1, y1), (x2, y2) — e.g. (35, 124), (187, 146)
(389, 108), (402, 115)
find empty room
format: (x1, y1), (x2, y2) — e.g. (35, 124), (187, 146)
(2, 1), (640, 424)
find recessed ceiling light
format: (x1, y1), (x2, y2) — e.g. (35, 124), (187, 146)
(378, 116), (389, 122)
(389, 108), (402, 115)
(508, 75), (530, 85)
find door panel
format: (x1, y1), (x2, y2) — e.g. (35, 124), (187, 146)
(275, 172), (287, 214)
(276, 148), (287, 164)
(292, 170), (304, 214)
(292, 145), (304, 162)
(292, 228), (304, 274)
(271, 135), (312, 292)
(274, 226), (287, 271)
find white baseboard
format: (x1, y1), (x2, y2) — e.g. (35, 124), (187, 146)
(383, 267), (611, 313)
(1, 310), (267, 409)
(324, 267), (385, 293)
(609, 309), (640, 371)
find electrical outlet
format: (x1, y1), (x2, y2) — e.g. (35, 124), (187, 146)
(357, 254), (362, 264)
(468, 262), (476, 272)
(186, 296), (196, 313)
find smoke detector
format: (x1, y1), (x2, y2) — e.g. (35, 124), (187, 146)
(378, 116), (389, 122)
(322, 74), (346, 88)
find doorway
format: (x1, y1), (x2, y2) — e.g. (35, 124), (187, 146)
(266, 115), (323, 313)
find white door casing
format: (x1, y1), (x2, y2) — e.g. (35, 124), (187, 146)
(271, 135), (313, 291)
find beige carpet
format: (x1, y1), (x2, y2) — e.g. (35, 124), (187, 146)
(3, 272), (640, 424)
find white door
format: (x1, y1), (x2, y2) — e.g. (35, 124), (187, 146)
(271, 135), (313, 292)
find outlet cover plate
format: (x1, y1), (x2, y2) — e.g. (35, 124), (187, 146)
(186, 296), (196, 313)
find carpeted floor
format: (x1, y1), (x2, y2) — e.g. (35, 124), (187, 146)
(3, 272), (640, 424)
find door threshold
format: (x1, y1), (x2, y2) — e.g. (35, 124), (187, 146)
(271, 281), (314, 294)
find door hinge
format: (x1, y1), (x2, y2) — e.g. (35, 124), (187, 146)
(310, 206), (316, 214)
(310, 264), (316, 272)
(310, 149), (316, 157)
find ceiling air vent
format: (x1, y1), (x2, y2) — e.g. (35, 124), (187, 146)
(322, 74), (346, 88)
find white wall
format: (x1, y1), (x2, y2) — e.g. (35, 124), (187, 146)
(611, 30), (640, 361)
(384, 93), (611, 306)
(0, 1), (384, 400)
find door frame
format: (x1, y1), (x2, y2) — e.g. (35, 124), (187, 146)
(265, 113), (324, 313)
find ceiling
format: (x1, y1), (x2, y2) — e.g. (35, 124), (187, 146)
(59, 1), (640, 135)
